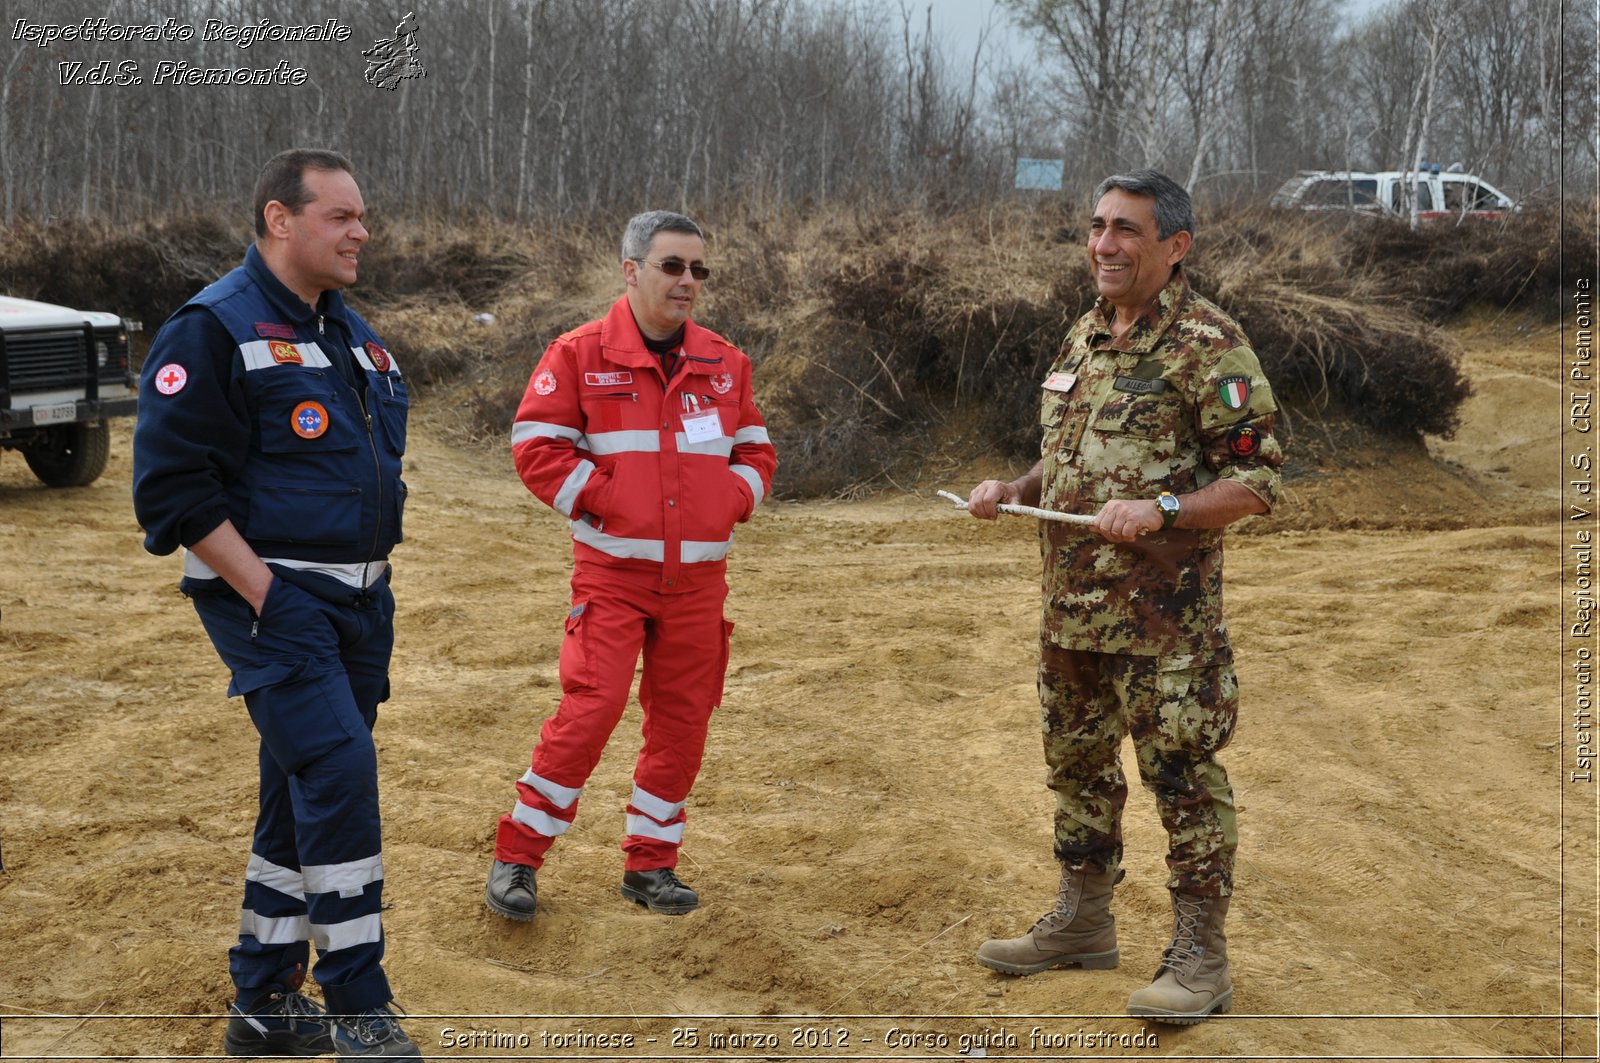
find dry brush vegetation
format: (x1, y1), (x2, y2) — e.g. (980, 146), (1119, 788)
(0, 201), (1582, 497)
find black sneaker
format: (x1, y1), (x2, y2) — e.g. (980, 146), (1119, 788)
(331, 1002), (422, 1058)
(620, 867), (700, 914)
(223, 984), (335, 1056)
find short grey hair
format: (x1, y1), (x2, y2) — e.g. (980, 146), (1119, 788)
(1092, 169), (1195, 242)
(620, 210), (705, 262)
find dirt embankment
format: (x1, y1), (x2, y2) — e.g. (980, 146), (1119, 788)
(1, 317), (1591, 1060)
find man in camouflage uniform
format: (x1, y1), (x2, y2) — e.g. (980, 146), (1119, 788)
(966, 170), (1282, 1024)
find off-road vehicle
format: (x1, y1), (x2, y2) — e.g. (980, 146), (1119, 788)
(1, 295), (138, 487)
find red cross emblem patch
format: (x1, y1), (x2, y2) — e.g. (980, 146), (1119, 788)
(155, 364), (188, 395)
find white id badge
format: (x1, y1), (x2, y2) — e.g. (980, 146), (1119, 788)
(682, 409), (724, 443)
(1043, 372), (1077, 393)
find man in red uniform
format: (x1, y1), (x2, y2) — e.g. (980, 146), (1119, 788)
(486, 211), (776, 920)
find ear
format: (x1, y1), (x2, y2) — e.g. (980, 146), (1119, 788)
(262, 200), (294, 241)
(1166, 230), (1193, 267)
(621, 258), (639, 289)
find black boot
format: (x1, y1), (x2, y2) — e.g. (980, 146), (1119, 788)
(485, 859), (537, 921)
(620, 868), (699, 914)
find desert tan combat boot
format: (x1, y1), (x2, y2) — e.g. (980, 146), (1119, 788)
(1126, 892), (1232, 1023)
(974, 864), (1119, 975)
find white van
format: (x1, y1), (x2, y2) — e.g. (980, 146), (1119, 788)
(1269, 167), (1517, 222)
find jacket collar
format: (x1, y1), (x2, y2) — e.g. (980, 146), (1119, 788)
(243, 244), (353, 331)
(598, 295), (724, 373)
(1088, 270), (1190, 354)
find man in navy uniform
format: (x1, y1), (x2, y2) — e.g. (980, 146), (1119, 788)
(133, 149), (420, 1059)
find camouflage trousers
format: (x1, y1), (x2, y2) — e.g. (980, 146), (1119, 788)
(1039, 641), (1238, 896)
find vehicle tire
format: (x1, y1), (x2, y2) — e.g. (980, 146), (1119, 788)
(23, 420), (111, 487)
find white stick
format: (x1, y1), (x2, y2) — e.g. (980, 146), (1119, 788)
(936, 489), (1098, 526)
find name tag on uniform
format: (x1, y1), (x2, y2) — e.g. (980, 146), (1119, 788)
(1043, 372), (1077, 393)
(1113, 375), (1171, 394)
(682, 409), (723, 443)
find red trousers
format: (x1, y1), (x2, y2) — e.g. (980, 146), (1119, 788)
(494, 565), (732, 871)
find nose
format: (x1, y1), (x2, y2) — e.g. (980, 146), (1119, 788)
(1089, 228), (1117, 258)
(351, 220), (369, 244)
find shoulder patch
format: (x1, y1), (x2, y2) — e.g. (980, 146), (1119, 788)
(154, 364), (188, 395)
(1218, 375), (1250, 410)
(533, 368), (558, 396)
(1227, 424), (1261, 458)
(365, 341), (391, 372)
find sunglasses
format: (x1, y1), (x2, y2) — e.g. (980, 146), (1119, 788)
(640, 257), (711, 281)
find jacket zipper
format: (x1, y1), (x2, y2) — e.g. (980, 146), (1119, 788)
(325, 314), (384, 583)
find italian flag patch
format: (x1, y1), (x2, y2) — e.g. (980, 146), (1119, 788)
(1219, 375), (1250, 410)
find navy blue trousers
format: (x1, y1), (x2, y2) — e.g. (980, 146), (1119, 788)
(191, 571), (394, 1014)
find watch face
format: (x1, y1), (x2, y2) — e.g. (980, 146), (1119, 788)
(1158, 494), (1180, 527)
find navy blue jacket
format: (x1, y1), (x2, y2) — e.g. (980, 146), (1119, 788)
(133, 245), (407, 580)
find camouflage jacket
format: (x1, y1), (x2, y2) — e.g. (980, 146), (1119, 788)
(1039, 272), (1283, 661)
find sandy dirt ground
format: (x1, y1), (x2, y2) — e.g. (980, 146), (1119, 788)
(1, 316), (1594, 1061)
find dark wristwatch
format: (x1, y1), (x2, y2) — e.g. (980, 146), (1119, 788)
(1156, 491), (1181, 530)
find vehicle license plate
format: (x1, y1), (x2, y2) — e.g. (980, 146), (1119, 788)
(32, 402), (78, 425)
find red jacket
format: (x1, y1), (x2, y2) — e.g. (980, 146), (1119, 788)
(512, 296), (777, 592)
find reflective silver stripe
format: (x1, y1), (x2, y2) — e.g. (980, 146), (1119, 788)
(240, 340), (331, 372)
(512, 800), (573, 837)
(521, 769), (582, 810)
(586, 429), (660, 455)
(351, 345), (403, 375)
(263, 558), (389, 588)
(730, 464), (765, 506)
(183, 552), (389, 589)
(625, 814), (685, 844)
(629, 784), (685, 823)
(570, 522), (732, 564)
(553, 460), (596, 518)
(512, 420), (584, 446)
(682, 538), (733, 563)
(570, 521), (665, 562)
(245, 854), (306, 900)
(311, 912), (383, 953)
(676, 434), (734, 457)
(301, 854), (384, 896)
(240, 909), (310, 944)
(732, 425), (771, 445)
